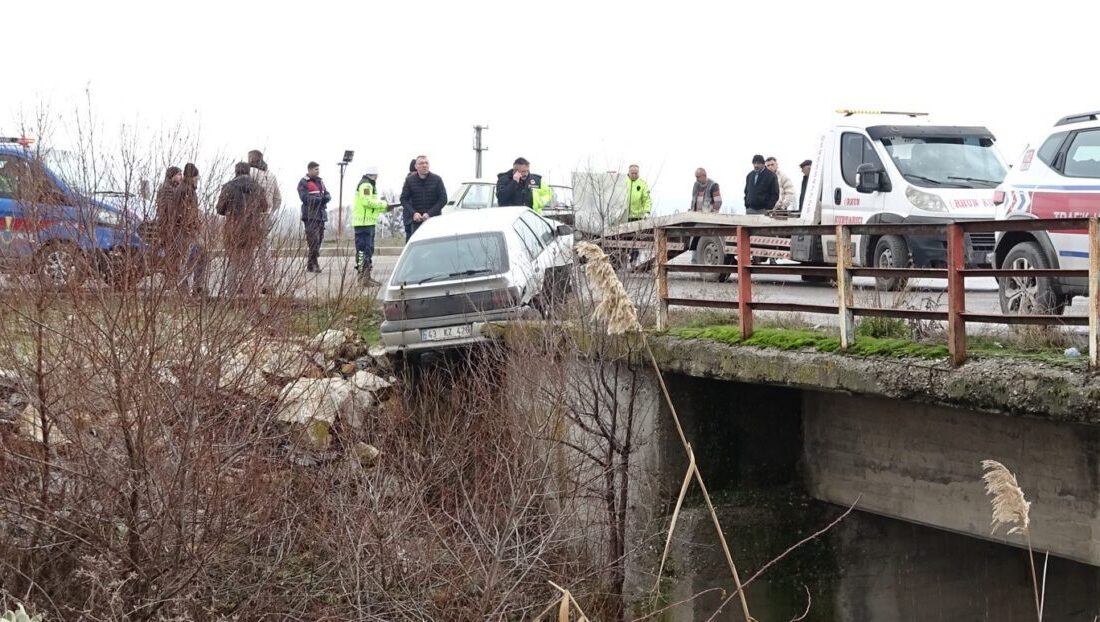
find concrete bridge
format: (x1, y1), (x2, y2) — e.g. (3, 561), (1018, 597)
(626, 334), (1100, 619)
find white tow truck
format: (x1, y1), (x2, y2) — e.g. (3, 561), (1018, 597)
(596, 110), (1010, 289)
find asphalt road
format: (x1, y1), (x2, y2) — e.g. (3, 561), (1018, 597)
(302, 252), (1089, 325)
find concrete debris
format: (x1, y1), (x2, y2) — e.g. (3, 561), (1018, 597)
(353, 442), (381, 467)
(352, 370), (392, 393)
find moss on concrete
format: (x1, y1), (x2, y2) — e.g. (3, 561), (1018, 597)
(670, 326), (949, 360)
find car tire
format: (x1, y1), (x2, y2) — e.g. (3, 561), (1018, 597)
(693, 235), (732, 283)
(35, 241), (85, 290)
(873, 235), (910, 292)
(998, 241), (1064, 315)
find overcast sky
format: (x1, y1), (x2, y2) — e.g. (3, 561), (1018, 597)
(5, 0), (1097, 216)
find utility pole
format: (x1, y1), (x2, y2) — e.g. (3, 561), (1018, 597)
(336, 150), (354, 241)
(473, 124), (488, 178)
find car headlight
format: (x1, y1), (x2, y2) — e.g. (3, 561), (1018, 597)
(905, 186), (948, 212)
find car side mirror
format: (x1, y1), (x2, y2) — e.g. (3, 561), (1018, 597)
(556, 224), (574, 237)
(856, 163), (888, 194)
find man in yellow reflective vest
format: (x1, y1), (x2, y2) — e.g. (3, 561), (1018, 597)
(626, 164), (652, 221)
(352, 166), (388, 286)
(627, 164), (653, 268)
(496, 157), (553, 214)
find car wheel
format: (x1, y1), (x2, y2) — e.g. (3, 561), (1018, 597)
(693, 235), (732, 282)
(873, 235), (910, 291)
(998, 241), (1064, 315)
(35, 241), (85, 290)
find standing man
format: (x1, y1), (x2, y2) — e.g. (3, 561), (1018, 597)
(298, 161), (331, 273)
(765, 157), (795, 211)
(690, 168), (722, 213)
(216, 162), (269, 296)
(626, 164), (652, 221)
(352, 166), (388, 286)
(744, 154), (779, 215)
(169, 162), (206, 296)
(247, 150), (280, 287)
(400, 155), (447, 239)
(797, 159), (812, 213)
(497, 157), (552, 214)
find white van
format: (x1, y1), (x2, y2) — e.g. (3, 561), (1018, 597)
(601, 111), (1010, 290)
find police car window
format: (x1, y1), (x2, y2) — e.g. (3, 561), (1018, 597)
(1037, 131), (1068, 168)
(840, 133), (883, 187)
(519, 211), (554, 246)
(0, 156), (25, 199)
(512, 218), (544, 259)
(1064, 130), (1100, 179)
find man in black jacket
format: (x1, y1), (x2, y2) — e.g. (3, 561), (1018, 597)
(744, 154), (779, 214)
(297, 161), (331, 273)
(496, 157), (549, 212)
(217, 162), (269, 295)
(399, 155), (447, 239)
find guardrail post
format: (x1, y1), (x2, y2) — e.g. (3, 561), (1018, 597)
(1089, 218), (1099, 369)
(836, 224), (855, 350)
(656, 227), (669, 331)
(947, 223), (967, 366)
(736, 226), (753, 339)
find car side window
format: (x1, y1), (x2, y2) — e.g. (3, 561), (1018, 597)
(1063, 129), (1100, 179)
(1036, 131), (1068, 168)
(520, 211), (555, 246)
(840, 132), (884, 187)
(0, 155), (26, 199)
(512, 218), (544, 259)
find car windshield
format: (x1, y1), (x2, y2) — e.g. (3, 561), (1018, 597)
(391, 232), (509, 285)
(881, 136), (1006, 188)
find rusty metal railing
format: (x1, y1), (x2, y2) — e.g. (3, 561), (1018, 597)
(652, 219), (1099, 367)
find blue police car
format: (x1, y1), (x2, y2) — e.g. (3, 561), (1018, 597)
(0, 137), (147, 288)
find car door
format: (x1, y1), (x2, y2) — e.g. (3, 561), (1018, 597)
(511, 215), (549, 303)
(824, 131), (887, 264)
(0, 154), (36, 261)
(519, 211), (574, 301)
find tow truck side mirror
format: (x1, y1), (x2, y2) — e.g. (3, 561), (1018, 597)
(855, 163), (889, 194)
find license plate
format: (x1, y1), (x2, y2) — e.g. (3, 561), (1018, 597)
(420, 324), (473, 342)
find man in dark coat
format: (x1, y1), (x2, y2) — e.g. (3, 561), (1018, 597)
(399, 155), (447, 240)
(744, 154), (780, 214)
(297, 161), (331, 273)
(216, 162), (269, 296)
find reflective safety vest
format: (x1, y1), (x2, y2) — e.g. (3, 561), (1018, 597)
(627, 177), (652, 219)
(531, 177), (553, 215)
(352, 179), (387, 227)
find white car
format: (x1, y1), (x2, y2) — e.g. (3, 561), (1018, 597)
(993, 110), (1100, 314)
(380, 206), (574, 356)
(443, 178), (575, 226)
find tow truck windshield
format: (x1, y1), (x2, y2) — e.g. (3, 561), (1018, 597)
(881, 136), (1006, 189)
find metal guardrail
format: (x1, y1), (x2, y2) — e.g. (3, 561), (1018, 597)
(652, 218), (1100, 368)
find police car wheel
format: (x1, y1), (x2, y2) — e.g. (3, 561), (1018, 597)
(998, 241), (1064, 316)
(35, 242), (84, 290)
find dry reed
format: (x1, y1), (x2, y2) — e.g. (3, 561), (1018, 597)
(981, 459), (1041, 620)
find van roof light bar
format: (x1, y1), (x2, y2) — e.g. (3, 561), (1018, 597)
(0, 137), (35, 147)
(836, 109), (929, 118)
(1055, 111), (1100, 126)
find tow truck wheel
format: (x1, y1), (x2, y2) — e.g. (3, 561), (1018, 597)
(998, 241), (1064, 316)
(873, 235), (911, 291)
(693, 235), (733, 283)
(35, 241), (85, 290)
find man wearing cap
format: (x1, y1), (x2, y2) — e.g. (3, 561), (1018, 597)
(798, 159), (812, 213)
(352, 166), (388, 286)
